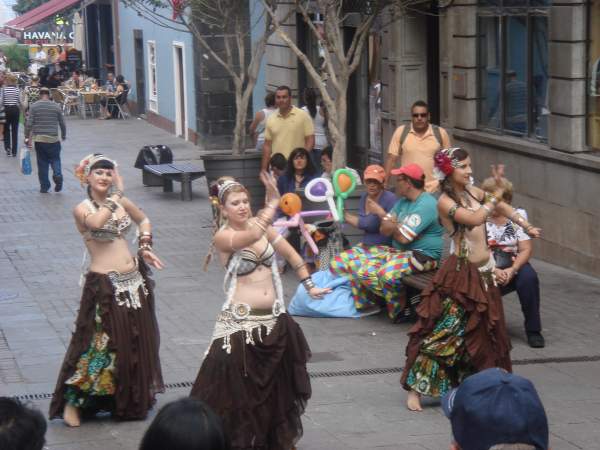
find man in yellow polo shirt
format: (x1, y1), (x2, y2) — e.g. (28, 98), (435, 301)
(384, 100), (451, 192)
(261, 85), (315, 171)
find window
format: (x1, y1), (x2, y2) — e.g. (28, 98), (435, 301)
(147, 41), (158, 113)
(588, 1), (600, 150)
(477, 1), (550, 140)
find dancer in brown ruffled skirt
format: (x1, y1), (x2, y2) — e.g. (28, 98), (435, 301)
(190, 173), (330, 449)
(401, 148), (541, 411)
(49, 154), (165, 426)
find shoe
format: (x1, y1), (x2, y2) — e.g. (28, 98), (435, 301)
(5, 148), (10, 156)
(526, 332), (545, 348)
(53, 175), (63, 192)
(40, 188), (49, 193)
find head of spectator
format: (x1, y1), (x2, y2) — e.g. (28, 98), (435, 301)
(71, 70), (80, 81)
(443, 368), (549, 450)
(107, 72), (115, 84)
(411, 100), (430, 133)
(0, 397), (47, 450)
(30, 76), (39, 86)
(116, 74), (125, 84)
(481, 176), (514, 209)
(4, 74), (17, 86)
(275, 85), (292, 115)
(320, 146), (333, 176)
(269, 152), (287, 178)
(37, 44), (43, 53)
(363, 164), (386, 199)
(264, 91), (276, 108)
(391, 163), (425, 200)
(286, 147), (316, 178)
(139, 398), (230, 450)
(39, 87), (50, 99)
(303, 87), (318, 118)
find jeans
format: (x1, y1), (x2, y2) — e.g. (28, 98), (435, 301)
(4, 105), (20, 156)
(500, 262), (542, 333)
(35, 141), (62, 191)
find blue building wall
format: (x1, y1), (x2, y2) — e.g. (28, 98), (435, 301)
(117, 4), (197, 133)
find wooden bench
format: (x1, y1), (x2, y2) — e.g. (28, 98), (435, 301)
(396, 239), (451, 322)
(143, 163), (205, 201)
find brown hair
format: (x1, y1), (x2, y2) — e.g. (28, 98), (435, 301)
(481, 176), (514, 204)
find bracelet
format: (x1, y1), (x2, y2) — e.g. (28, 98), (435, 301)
(265, 203), (277, 210)
(448, 204), (459, 219)
(382, 213), (394, 222)
(251, 218), (267, 233)
(138, 243), (153, 253)
(482, 204), (492, 217)
(293, 261), (307, 271)
(301, 276), (316, 291)
(484, 192), (499, 206)
(113, 189), (124, 199)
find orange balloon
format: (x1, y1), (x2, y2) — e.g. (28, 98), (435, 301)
(337, 173), (353, 192)
(280, 193), (302, 216)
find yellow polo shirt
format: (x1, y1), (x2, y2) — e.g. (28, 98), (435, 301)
(387, 124), (451, 192)
(264, 106), (314, 158)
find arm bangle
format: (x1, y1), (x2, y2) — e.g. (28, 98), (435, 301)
(293, 261), (307, 271)
(301, 276), (316, 291)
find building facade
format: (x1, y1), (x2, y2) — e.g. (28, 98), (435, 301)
(116, 1), (197, 143)
(264, 1), (600, 277)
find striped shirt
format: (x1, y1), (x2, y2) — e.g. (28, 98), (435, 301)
(2, 86), (21, 106)
(25, 99), (66, 141)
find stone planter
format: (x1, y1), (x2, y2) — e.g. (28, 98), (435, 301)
(201, 151), (265, 211)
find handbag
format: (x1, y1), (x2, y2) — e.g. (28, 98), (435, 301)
(492, 247), (515, 269)
(19, 147), (32, 175)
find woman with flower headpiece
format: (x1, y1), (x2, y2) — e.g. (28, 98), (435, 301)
(49, 153), (165, 426)
(190, 171), (330, 450)
(401, 147), (541, 412)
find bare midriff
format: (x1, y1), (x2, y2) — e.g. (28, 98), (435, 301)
(86, 237), (136, 274)
(219, 251), (277, 310)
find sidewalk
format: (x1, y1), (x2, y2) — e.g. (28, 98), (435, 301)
(0, 117), (599, 449)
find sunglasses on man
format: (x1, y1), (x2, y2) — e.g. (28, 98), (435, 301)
(412, 113), (428, 118)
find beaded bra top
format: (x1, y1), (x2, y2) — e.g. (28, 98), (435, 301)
(83, 198), (133, 241)
(227, 244), (275, 276)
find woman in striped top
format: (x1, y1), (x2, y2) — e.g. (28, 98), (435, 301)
(2, 74), (21, 157)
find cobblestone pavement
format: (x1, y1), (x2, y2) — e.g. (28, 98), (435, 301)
(1, 117), (599, 449)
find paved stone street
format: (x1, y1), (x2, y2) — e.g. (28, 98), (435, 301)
(1, 117), (599, 449)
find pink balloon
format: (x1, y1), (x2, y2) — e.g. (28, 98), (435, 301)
(310, 181), (327, 197)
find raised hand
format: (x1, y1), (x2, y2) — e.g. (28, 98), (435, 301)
(526, 226), (542, 239)
(112, 166), (125, 192)
(260, 170), (280, 206)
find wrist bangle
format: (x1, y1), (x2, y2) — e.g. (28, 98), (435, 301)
(482, 204), (492, 216)
(113, 190), (124, 199)
(383, 213), (393, 221)
(301, 276), (316, 291)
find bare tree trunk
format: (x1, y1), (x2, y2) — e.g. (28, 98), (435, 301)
(231, 81), (247, 155)
(333, 92), (348, 169)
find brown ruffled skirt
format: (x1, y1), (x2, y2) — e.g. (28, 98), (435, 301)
(401, 254), (512, 391)
(49, 260), (164, 420)
(190, 312), (311, 450)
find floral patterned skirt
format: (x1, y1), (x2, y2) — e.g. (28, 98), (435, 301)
(405, 297), (473, 397)
(64, 305), (117, 410)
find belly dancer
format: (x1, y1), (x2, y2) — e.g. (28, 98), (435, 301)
(49, 153), (165, 425)
(190, 172), (330, 449)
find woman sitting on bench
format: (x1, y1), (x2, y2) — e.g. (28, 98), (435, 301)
(401, 148), (541, 411)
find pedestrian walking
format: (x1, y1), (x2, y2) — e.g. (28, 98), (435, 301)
(384, 100), (452, 192)
(190, 172), (329, 449)
(249, 91), (276, 151)
(260, 85), (315, 171)
(49, 154), (165, 426)
(24, 87), (66, 193)
(2, 74), (21, 157)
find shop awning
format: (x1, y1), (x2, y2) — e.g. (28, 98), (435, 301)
(4, 0), (81, 31)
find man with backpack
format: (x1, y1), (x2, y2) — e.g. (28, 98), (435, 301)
(384, 100), (451, 193)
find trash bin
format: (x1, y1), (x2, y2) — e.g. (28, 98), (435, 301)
(134, 145), (173, 186)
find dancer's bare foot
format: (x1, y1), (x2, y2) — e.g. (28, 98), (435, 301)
(406, 390), (423, 411)
(63, 404), (81, 427)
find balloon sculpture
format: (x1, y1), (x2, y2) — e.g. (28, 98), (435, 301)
(305, 177), (338, 221)
(332, 168), (357, 222)
(273, 193), (330, 255)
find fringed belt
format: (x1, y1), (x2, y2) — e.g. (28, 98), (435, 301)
(107, 262), (147, 309)
(208, 306), (278, 355)
(477, 255), (497, 291)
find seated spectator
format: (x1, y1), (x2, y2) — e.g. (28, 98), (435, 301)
(343, 164), (396, 246)
(320, 146), (361, 184)
(0, 397), (47, 450)
(64, 70), (82, 89)
(101, 75), (129, 119)
(139, 397), (229, 450)
(276, 147), (318, 195)
(442, 368), (549, 450)
(331, 163), (443, 320)
(104, 72), (116, 91)
(46, 72), (62, 89)
(269, 152), (287, 180)
(482, 176), (545, 348)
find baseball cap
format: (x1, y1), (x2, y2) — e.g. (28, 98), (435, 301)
(390, 163), (424, 181)
(442, 368), (549, 450)
(363, 164), (386, 183)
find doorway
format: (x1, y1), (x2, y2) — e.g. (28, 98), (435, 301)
(173, 43), (187, 139)
(133, 30), (146, 114)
